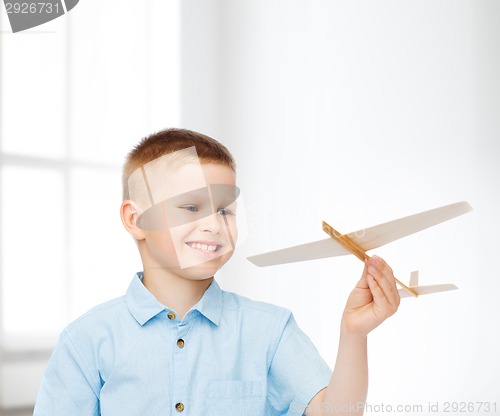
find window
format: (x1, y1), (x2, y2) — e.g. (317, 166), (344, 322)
(0, 0), (181, 351)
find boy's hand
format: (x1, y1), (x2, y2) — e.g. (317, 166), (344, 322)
(341, 255), (400, 337)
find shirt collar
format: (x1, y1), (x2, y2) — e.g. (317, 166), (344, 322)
(191, 278), (223, 326)
(126, 272), (223, 326)
(126, 273), (166, 325)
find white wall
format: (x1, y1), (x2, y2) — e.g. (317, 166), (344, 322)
(1, 0), (498, 412)
(0, 0), (181, 409)
(181, 0), (500, 410)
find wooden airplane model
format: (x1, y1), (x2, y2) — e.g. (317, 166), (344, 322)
(247, 201), (473, 298)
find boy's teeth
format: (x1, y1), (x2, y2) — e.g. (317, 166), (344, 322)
(190, 242), (217, 252)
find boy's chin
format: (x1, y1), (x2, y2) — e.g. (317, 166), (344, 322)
(173, 252), (233, 280)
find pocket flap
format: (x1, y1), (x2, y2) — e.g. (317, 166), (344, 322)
(207, 380), (264, 398)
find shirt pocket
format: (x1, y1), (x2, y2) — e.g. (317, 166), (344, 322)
(206, 380), (265, 416)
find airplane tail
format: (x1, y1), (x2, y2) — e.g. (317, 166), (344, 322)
(399, 270), (458, 298)
(409, 271), (419, 287)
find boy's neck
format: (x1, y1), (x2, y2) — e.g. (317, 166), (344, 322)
(141, 268), (213, 320)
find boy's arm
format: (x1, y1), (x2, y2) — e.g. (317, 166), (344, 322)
(306, 256), (400, 416)
(33, 329), (100, 416)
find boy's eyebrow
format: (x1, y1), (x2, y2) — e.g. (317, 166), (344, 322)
(209, 184), (240, 207)
(167, 187), (210, 205)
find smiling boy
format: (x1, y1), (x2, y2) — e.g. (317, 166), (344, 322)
(34, 128), (400, 416)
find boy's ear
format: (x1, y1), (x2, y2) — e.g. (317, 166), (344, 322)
(120, 200), (146, 240)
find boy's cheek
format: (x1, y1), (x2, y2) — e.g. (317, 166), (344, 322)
(145, 230), (177, 258)
(222, 216), (238, 246)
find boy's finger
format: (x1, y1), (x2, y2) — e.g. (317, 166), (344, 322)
(369, 256), (400, 308)
(368, 265), (399, 307)
(355, 260), (370, 290)
(370, 256), (395, 282)
(366, 272), (391, 311)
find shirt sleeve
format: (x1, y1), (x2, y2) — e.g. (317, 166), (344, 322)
(267, 312), (332, 416)
(33, 329), (101, 416)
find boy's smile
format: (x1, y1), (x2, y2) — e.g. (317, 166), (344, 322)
(185, 241), (223, 257)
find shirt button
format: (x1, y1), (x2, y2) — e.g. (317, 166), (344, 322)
(167, 311), (176, 320)
(177, 339), (185, 348)
(175, 402), (185, 412)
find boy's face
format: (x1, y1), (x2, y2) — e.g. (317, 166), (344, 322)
(135, 160), (238, 280)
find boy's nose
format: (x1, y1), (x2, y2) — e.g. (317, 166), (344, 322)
(199, 212), (224, 234)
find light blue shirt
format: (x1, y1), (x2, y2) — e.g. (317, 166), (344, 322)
(34, 273), (331, 416)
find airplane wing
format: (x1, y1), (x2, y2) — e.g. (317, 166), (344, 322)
(247, 201), (472, 267)
(398, 284), (458, 298)
(347, 201), (472, 251)
(246, 238), (351, 267)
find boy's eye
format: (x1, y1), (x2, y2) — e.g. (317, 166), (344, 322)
(217, 208), (235, 216)
(181, 205), (199, 213)
(178, 205), (235, 216)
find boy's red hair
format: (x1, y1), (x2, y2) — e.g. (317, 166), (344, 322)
(122, 128), (236, 200)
